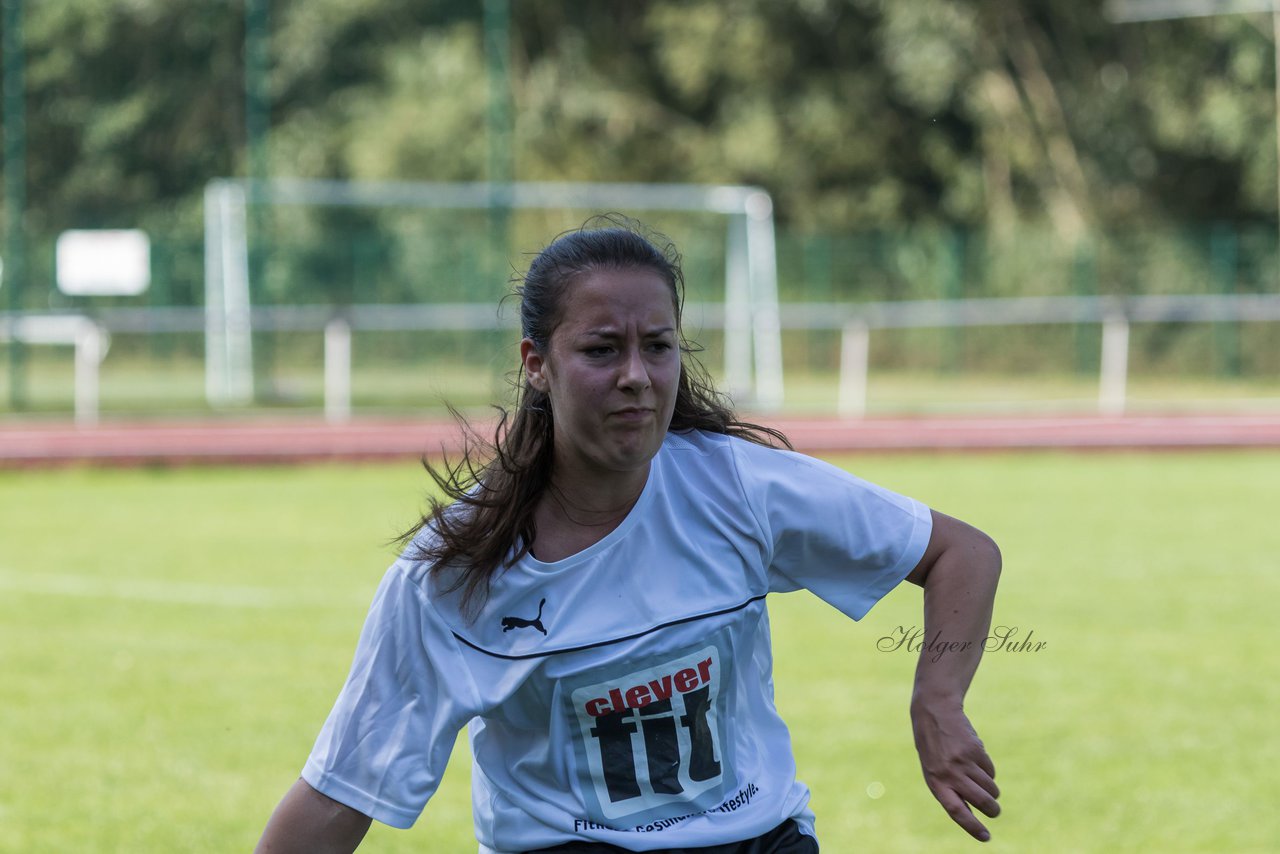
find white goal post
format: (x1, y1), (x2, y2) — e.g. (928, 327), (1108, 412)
(203, 179), (785, 411)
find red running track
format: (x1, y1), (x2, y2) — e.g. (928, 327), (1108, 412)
(4, 413), (1280, 467)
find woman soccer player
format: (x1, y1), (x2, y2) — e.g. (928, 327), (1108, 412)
(256, 219), (1002, 853)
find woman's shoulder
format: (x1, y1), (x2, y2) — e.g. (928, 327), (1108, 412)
(661, 430), (742, 478)
(660, 430), (801, 502)
(663, 428), (756, 454)
(391, 524), (467, 593)
(664, 428), (794, 469)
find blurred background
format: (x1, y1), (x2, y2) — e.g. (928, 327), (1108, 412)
(2, 0), (1279, 421)
(3, 5), (1279, 853)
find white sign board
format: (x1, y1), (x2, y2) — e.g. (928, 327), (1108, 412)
(56, 229), (151, 296)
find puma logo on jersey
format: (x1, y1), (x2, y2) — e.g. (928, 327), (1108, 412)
(501, 597), (547, 634)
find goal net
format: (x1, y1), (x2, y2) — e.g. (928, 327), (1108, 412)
(203, 179), (783, 413)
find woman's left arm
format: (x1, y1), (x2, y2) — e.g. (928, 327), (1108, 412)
(903, 509), (1003, 842)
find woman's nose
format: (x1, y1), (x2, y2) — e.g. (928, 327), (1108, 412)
(617, 346), (651, 391)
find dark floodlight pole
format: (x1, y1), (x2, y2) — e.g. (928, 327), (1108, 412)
(1109, 0), (1280, 280)
(484, 0), (512, 288)
(3, 0), (25, 409)
(245, 0), (269, 196)
(245, 0), (270, 397)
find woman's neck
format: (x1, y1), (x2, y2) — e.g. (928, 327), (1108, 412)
(548, 454), (651, 518)
(529, 463), (650, 562)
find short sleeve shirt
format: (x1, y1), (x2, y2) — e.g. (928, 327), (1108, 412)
(303, 430), (932, 852)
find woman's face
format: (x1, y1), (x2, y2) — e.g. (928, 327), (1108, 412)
(521, 267), (681, 483)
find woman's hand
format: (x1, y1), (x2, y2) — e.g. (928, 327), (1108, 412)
(910, 700), (1000, 842)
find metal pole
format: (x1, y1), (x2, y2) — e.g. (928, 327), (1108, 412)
(483, 0), (512, 291)
(245, 0), (269, 194)
(222, 183), (254, 404)
(723, 214), (752, 401)
(324, 317), (351, 424)
(838, 321), (870, 418)
(1273, 7), (1280, 282)
(204, 182), (227, 405)
(744, 191), (784, 410)
(245, 0), (270, 398)
(3, 0), (25, 410)
(1099, 315), (1130, 415)
(73, 320), (104, 427)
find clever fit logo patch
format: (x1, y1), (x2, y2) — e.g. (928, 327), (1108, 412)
(569, 646), (732, 822)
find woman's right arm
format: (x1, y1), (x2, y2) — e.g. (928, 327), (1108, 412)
(254, 778), (373, 854)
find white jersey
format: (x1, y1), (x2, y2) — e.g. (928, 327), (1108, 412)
(303, 430), (932, 852)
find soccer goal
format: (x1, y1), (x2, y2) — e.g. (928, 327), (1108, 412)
(203, 179), (784, 412)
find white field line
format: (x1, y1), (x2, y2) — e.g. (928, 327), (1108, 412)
(0, 569), (367, 609)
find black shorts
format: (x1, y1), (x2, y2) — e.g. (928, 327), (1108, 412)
(523, 818), (819, 853)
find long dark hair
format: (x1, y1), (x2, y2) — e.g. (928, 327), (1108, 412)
(401, 216), (790, 613)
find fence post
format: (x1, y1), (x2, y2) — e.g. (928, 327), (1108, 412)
(837, 320), (870, 418)
(1099, 314), (1129, 416)
(73, 320), (106, 427)
(324, 317), (351, 424)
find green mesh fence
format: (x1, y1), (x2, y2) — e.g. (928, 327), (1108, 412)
(4, 220), (1279, 416)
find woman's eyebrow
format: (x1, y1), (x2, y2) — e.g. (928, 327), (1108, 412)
(580, 326), (675, 338)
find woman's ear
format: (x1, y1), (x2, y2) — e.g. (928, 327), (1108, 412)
(521, 338), (549, 393)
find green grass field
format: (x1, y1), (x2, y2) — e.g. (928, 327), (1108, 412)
(1, 451), (1277, 852)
